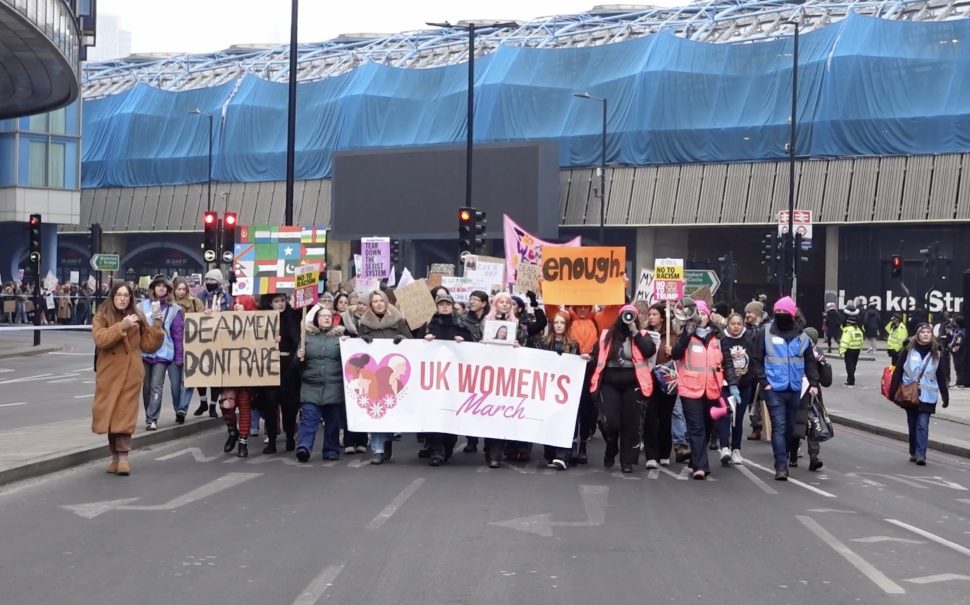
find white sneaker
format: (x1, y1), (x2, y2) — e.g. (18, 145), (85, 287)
(146, 421), (157, 431)
(731, 449), (744, 465)
(719, 447), (731, 466)
(659, 458), (671, 467)
(645, 459), (659, 470)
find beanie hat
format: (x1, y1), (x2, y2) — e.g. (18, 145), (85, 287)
(745, 301), (764, 316)
(512, 295), (526, 310)
(773, 296), (797, 316)
(695, 300), (711, 316)
(804, 327), (819, 343)
(434, 293), (454, 305)
(149, 274), (172, 291)
(205, 268), (224, 282)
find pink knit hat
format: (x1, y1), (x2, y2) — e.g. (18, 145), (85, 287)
(773, 296), (797, 316)
(695, 300), (711, 316)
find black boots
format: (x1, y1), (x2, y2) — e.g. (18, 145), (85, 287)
(224, 430), (238, 453)
(193, 400), (208, 416)
(208, 403), (217, 418)
(285, 434), (296, 452)
(237, 440), (248, 458)
(263, 437), (277, 455)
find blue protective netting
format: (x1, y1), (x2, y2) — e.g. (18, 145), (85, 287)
(80, 14), (970, 188)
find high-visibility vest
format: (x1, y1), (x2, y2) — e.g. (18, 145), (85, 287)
(589, 330), (653, 396)
(763, 325), (811, 392)
(886, 322), (908, 352)
(675, 335), (724, 400)
(901, 348), (940, 405)
(839, 325), (864, 354)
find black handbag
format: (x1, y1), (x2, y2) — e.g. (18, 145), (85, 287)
(808, 395), (834, 442)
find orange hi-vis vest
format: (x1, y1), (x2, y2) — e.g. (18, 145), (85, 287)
(589, 330), (653, 397)
(676, 335), (724, 400)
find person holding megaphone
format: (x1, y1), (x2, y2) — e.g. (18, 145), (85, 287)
(589, 305), (657, 474)
(670, 298), (723, 480)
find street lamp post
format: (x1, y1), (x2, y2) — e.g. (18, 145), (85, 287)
(573, 92), (607, 245)
(190, 108), (213, 212)
(787, 22), (799, 300)
(427, 21), (518, 213)
(284, 0), (298, 226)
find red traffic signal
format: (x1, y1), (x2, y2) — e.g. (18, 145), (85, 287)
(224, 212), (237, 226)
(459, 209), (472, 222)
(204, 211), (217, 225)
(891, 254), (903, 278)
(29, 215), (40, 227)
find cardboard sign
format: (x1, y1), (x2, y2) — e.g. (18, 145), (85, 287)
(392, 278), (437, 331)
(429, 263), (455, 276)
(326, 270), (343, 291)
(183, 311), (281, 387)
(293, 264), (320, 310)
(539, 246), (626, 305)
(69, 271), (80, 284)
(353, 254), (363, 277)
(138, 276), (150, 290)
(515, 262), (541, 296)
(361, 237), (390, 279)
(464, 254), (505, 288)
(635, 268), (652, 301)
(340, 339), (586, 447)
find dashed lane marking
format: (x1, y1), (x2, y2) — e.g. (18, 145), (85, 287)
(885, 519), (970, 557)
(796, 515), (905, 594)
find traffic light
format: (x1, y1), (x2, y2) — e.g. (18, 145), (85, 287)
(222, 212), (237, 264)
(28, 214), (42, 264)
(203, 211), (218, 263)
(390, 239), (402, 265)
(88, 223), (102, 257)
(891, 254), (903, 278)
(458, 207), (474, 255)
(473, 209), (487, 253)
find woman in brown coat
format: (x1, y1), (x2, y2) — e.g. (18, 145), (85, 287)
(92, 282), (164, 476)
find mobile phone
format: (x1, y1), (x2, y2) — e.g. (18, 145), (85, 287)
(151, 301), (161, 315)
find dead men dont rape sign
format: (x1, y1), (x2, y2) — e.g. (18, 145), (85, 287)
(339, 339), (586, 447)
(183, 311), (281, 387)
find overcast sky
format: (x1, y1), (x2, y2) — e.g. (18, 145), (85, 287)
(96, 0), (683, 55)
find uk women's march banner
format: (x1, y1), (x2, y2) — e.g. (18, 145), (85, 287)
(339, 339), (587, 448)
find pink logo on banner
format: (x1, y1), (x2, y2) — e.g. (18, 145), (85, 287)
(343, 353), (412, 419)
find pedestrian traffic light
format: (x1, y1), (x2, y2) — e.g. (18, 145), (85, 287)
(473, 209), (487, 253)
(28, 214), (42, 264)
(891, 254), (903, 278)
(390, 239), (402, 265)
(458, 207), (474, 255)
(222, 212), (237, 264)
(203, 211), (218, 263)
(88, 223), (102, 257)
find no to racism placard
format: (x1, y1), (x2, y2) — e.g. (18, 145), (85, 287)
(340, 339), (586, 447)
(539, 246), (626, 305)
(183, 311), (281, 387)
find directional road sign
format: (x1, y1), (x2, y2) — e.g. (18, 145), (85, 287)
(684, 270), (721, 296)
(89, 253), (120, 272)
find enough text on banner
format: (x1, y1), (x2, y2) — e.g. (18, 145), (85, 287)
(539, 246), (626, 306)
(340, 339), (586, 448)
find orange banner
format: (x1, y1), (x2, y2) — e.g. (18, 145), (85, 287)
(540, 246), (626, 305)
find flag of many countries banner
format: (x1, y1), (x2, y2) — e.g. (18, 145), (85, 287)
(233, 225), (327, 295)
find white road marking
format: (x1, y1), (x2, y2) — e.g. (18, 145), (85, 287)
(737, 463), (778, 495)
(903, 573), (970, 584)
(610, 472), (641, 481)
(0, 369), (14, 373)
(245, 456), (308, 467)
(0, 402), (27, 408)
(291, 565), (344, 605)
(366, 478), (426, 531)
(807, 509), (856, 514)
(897, 476), (968, 491)
(958, 499), (970, 505)
(658, 466), (688, 481)
(647, 469), (660, 480)
(0, 373), (53, 385)
(796, 515), (905, 594)
(492, 485), (609, 537)
(346, 458), (369, 468)
(852, 536), (926, 545)
(73, 394), (93, 399)
(155, 447), (220, 463)
(747, 461), (837, 498)
(885, 519), (970, 557)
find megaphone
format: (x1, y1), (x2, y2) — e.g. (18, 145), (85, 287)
(673, 297), (698, 323)
(710, 395), (730, 421)
(620, 305), (638, 325)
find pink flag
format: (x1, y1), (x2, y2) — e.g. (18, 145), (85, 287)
(503, 215), (581, 284)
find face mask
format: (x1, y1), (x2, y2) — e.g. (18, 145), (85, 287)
(775, 314), (794, 330)
(205, 283), (218, 293)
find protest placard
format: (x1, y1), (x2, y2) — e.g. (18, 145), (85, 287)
(392, 278), (437, 331)
(340, 339), (586, 447)
(539, 246), (626, 305)
(653, 256), (685, 304)
(482, 319), (517, 345)
(138, 276), (150, 290)
(515, 262), (541, 296)
(183, 311), (281, 387)
(464, 254), (505, 288)
(69, 271), (80, 284)
(355, 277), (381, 297)
(326, 270), (342, 291)
(440, 276), (479, 302)
(292, 264), (320, 310)
(503, 214), (581, 284)
(361, 237), (390, 278)
(429, 263), (455, 276)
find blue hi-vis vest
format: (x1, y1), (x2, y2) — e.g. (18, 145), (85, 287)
(764, 324), (811, 392)
(138, 301), (177, 362)
(902, 348), (940, 405)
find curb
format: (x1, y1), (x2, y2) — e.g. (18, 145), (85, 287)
(0, 345), (62, 359)
(0, 418), (221, 487)
(830, 412), (970, 459)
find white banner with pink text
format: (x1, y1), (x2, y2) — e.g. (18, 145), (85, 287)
(339, 339), (586, 448)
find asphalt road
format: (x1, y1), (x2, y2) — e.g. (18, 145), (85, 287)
(2, 421), (969, 605)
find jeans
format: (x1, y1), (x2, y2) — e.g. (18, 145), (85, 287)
(142, 361), (169, 423)
(15, 300), (26, 323)
(671, 397), (687, 444)
(906, 408), (930, 459)
(764, 389), (801, 468)
(718, 383), (753, 451)
(298, 403), (342, 458)
(166, 363), (188, 414)
(370, 432), (393, 455)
